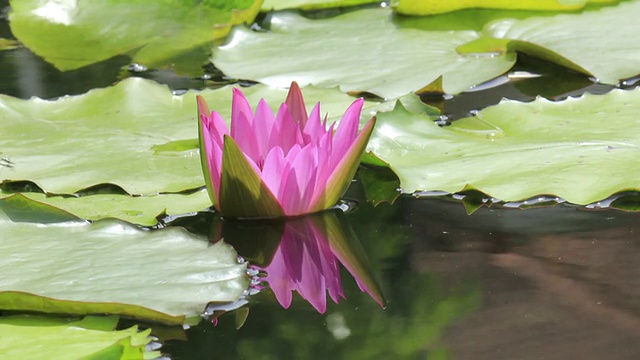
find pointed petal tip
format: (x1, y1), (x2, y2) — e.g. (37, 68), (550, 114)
(285, 81), (308, 125)
(197, 95), (210, 117)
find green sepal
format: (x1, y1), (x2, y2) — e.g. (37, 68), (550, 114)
(310, 117), (377, 212)
(219, 135), (284, 218)
(196, 95), (218, 209)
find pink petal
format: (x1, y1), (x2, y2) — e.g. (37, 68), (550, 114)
(284, 82), (308, 127)
(200, 114), (227, 204)
(272, 103), (303, 155)
(208, 141), (224, 203)
(261, 146), (286, 197)
(279, 144), (319, 215)
(203, 110), (229, 147)
(332, 98), (364, 160)
(230, 89), (261, 164)
(254, 99), (276, 163)
(302, 103), (326, 144)
(313, 130), (335, 189)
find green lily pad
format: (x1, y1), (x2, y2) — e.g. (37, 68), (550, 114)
(0, 191), (212, 226)
(368, 88), (640, 204)
(8, 0), (263, 74)
(212, 8), (515, 98)
(262, 0), (377, 10)
(0, 193), (81, 223)
(0, 217), (249, 324)
(461, 1), (640, 85)
(393, 0), (615, 15)
(216, 3), (640, 98)
(0, 315), (158, 360)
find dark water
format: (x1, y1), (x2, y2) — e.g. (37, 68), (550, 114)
(157, 194), (640, 360)
(2, 2), (640, 359)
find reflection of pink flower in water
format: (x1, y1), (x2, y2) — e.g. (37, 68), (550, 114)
(261, 214), (384, 314)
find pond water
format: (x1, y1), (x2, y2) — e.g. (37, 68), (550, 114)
(2, 2), (640, 359)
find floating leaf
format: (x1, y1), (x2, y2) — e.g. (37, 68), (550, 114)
(213, 8), (515, 98)
(368, 88), (640, 204)
(8, 0), (263, 74)
(393, 0), (615, 15)
(0, 218), (249, 324)
(0, 315), (158, 360)
(460, 1), (640, 85)
(262, 0), (377, 10)
(216, 3), (640, 98)
(0, 190), (212, 226)
(0, 193), (80, 223)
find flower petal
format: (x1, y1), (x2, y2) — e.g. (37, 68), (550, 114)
(279, 144), (319, 215)
(272, 103), (303, 155)
(230, 88), (261, 164)
(302, 103), (326, 144)
(261, 146), (286, 198)
(284, 81), (308, 127)
(254, 99), (276, 163)
(332, 98), (364, 160)
(309, 117), (376, 212)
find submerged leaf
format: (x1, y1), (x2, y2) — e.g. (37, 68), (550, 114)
(368, 88), (640, 205)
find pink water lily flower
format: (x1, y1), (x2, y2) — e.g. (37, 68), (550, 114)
(197, 83), (375, 218)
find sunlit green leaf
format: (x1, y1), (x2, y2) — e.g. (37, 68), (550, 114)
(8, 0), (263, 74)
(393, 0), (615, 15)
(0, 193), (80, 223)
(212, 8), (515, 98)
(0, 315), (157, 360)
(0, 190), (212, 226)
(0, 218), (249, 324)
(262, 0), (377, 10)
(368, 88), (640, 204)
(461, 1), (640, 85)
